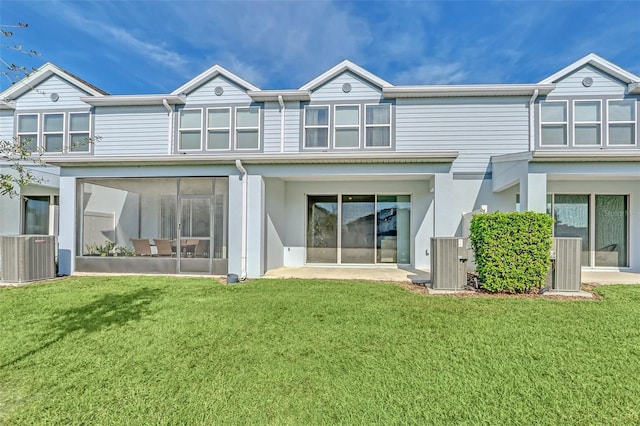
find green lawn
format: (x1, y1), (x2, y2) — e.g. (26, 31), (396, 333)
(1, 277), (639, 425)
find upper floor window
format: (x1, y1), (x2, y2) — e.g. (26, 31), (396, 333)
(304, 106), (329, 148)
(334, 105), (359, 148)
(540, 101), (567, 146)
(18, 112), (91, 154)
(69, 113), (90, 152)
(207, 108), (230, 150)
(574, 100), (601, 146)
(235, 107), (259, 150)
(608, 100), (636, 146)
(365, 104), (391, 147)
(179, 109), (202, 150)
(17, 114), (39, 151)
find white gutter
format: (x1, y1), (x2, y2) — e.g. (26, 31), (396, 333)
(235, 159), (248, 280)
(528, 89), (539, 152)
(162, 99), (173, 155)
(278, 95), (285, 153)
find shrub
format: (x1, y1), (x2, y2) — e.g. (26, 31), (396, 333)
(470, 212), (553, 293)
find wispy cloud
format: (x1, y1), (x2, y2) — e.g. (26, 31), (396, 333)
(392, 62), (468, 85)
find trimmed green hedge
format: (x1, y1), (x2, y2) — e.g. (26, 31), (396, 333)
(470, 212), (553, 293)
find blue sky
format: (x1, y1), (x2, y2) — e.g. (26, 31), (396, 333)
(1, 0), (639, 94)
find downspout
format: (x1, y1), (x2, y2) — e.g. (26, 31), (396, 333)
(162, 99), (173, 155)
(278, 95), (285, 153)
(235, 159), (248, 280)
(528, 89), (539, 152)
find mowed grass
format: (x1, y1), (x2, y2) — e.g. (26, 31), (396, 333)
(1, 277), (639, 425)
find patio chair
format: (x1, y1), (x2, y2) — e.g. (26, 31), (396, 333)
(195, 239), (209, 258)
(153, 238), (175, 257)
(131, 238), (153, 256)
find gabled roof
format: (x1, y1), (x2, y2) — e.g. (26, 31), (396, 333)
(0, 62), (108, 103)
(299, 60), (392, 91)
(539, 53), (640, 86)
(172, 64), (259, 95)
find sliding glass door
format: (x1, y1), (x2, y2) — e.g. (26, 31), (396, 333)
(306, 194), (411, 265)
(594, 195), (627, 267)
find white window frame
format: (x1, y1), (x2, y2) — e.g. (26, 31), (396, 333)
(68, 112), (92, 154)
(16, 113), (39, 152)
(178, 108), (203, 151)
(234, 106), (260, 151)
(606, 99), (637, 147)
(364, 103), (392, 148)
(333, 104), (360, 149)
(42, 113), (65, 154)
(539, 100), (568, 147)
(303, 105), (330, 149)
(206, 107), (231, 151)
(573, 99), (602, 146)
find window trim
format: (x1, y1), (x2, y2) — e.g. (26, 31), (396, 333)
(16, 113), (39, 152)
(303, 104), (330, 149)
(606, 99), (637, 147)
(178, 108), (203, 151)
(68, 112), (92, 154)
(333, 104), (361, 149)
(234, 106), (261, 151)
(573, 99), (602, 146)
(364, 103), (392, 148)
(206, 107), (231, 151)
(539, 100), (568, 147)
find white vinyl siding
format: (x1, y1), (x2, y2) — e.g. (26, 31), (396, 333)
(547, 65), (628, 98)
(365, 104), (391, 147)
(184, 75), (252, 105)
(235, 107), (260, 150)
(574, 100), (601, 146)
(93, 106), (169, 156)
(334, 105), (360, 148)
(15, 75), (93, 110)
(304, 106), (329, 148)
(310, 71), (383, 102)
(178, 109), (202, 151)
(207, 108), (231, 150)
(608, 100), (636, 146)
(540, 101), (568, 146)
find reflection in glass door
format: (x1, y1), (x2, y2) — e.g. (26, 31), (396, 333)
(595, 195), (627, 267)
(179, 197), (212, 273)
(307, 196), (338, 263)
(553, 195), (590, 266)
(341, 195), (375, 263)
(377, 195), (411, 264)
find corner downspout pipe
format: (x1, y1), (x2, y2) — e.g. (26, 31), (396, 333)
(278, 95), (285, 153)
(529, 89), (539, 152)
(162, 99), (173, 155)
(235, 159), (248, 280)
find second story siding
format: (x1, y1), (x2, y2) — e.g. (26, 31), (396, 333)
(396, 97), (530, 172)
(15, 75), (92, 110)
(94, 106), (169, 156)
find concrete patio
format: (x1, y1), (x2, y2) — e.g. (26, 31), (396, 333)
(263, 266), (640, 285)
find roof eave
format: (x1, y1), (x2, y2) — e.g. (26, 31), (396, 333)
(629, 82), (640, 94)
(80, 94), (186, 106)
(247, 90), (311, 102)
(383, 84), (555, 98)
(171, 64), (259, 96)
(539, 53), (640, 84)
(532, 150), (640, 162)
(299, 60), (392, 91)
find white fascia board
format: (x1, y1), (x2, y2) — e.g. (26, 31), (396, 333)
(629, 82), (640, 94)
(171, 64), (259, 95)
(383, 84), (554, 98)
(45, 151), (458, 167)
(539, 53), (640, 84)
(0, 100), (16, 109)
(1, 62), (106, 101)
(247, 90), (311, 102)
(299, 60), (392, 91)
(80, 94), (185, 106)
(491, 151), (533, 163)
(532, 150), (640, 162)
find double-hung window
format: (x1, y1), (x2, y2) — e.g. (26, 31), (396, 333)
(207, 108), (230, 150)
(43, 114), (64, 152)
(365, 104), (391, 147)
(179, 109), (202, 150)
(334, 105), (360, 148)
(69, 113), (90, 152)
(304, 106), (329, 148)
(17, 114), (38, 151)
(574, 100), (601, 146)
(540, 101), (568, 146)
(608, 100), (636, 145)
(235, 107), (259, 150)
